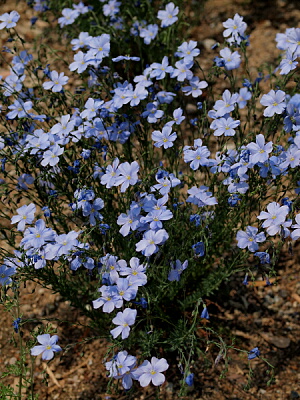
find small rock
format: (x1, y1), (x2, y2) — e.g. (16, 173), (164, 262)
(261, 332), (291, 348)
(186, 103), (197, 114)
(278, 289), (288, 299)
(21, 304), (31, 313)
(263, 294), (274, 306)
(202, 38), (216, 50)
(9, 357), (17, 365)
(165, 382), (174, 393)
(273, 295), (283, 304)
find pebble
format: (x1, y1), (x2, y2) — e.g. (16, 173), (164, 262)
(278, 289), (289, 299)
(165, 382), (174, 393)
(186, 103), (197, 114)
(9, 357), (17, 365)
(202, 38), (215, 50)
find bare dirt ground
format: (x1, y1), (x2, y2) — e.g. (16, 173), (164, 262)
(0, 0), (300, 399)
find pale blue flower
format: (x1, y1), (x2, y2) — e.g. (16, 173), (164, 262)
(257, 202), (289, 230)
(152, 125), (177, 149)
(92, 285), (122, 313)
(11, 203), (36, 231)
(114, 161), (139, 192)
(71, 32), (91, 50)
(212, 89), (239, 117)
(150, 57), (174, 80)
(279, 50), (298, 75)
(110, 308), (137, 339)
(133, 357), (169, 387)
(171, 60), (193, 82)
(247, 134), (273, 164)
(260, 89), (286, 117)
(223, 13), (247, 45)
(175, 40), (200, 63)
(58, 8), (79, 27)
(41, 144), (64, 167)
(105, 351), (137, 389)
(7, 100), (32, 119)
(157, 2), (179, 27)
(31, 334), (62, 360)
(212, 117), (240, 136)
(219, 47), (241, 70)
(236, 226), (266, 252)
(136, 229), (169, 256)
(69, 51), (89, 73)
(182, 77), (208, 98)
(0, 11), (20, 29)
(291, 214), (300, 240)
(21, 219), (56, 250)
(43, 70), (69, 92)
(139, 24), (158, 45)
(119, 257), (147, 286)
(168, 259), (188, 281)
(0, 265), (16, 285)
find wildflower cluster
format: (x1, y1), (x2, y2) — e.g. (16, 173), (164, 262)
(0, 1), (299, 396)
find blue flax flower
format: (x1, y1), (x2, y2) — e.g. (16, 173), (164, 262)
(0, 265), (16, 285)
(201, 307), (209, 319)
(13, 318), (21, 333)
(31, 334), (62, 360)
(260, 89), (286, 117)
(168, 259), (188, 281)
(192, 241), (205, 257)
(157, 2), (179, 27)
(254, 252), (270, 264)
(236, 226), (266, 252)
(110, 308), (137, 339)
(185, 373), (194, 386)
(248, 347), (260, 360)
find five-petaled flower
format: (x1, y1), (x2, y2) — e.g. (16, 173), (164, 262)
(133, 357), (169, 387)
(43, 70), (69, 92)
(236, 226), (266, 252)
(31, 334), (62, 360)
